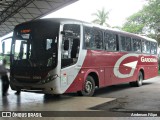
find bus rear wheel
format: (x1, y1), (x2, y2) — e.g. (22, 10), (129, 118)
(77, 75), (95, 96)
(130, 71), (143, 87)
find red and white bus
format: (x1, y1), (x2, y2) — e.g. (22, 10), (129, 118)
(8, 18), (158, 96)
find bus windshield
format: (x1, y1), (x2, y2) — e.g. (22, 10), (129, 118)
(12, 21), (59, 68)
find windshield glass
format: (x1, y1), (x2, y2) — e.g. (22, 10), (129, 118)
(12, 20), (59, 68)
(13, 33), (31, 60)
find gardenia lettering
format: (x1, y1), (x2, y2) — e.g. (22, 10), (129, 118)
(141, 57), (157, 62)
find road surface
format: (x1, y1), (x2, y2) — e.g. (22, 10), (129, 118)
(0, 76), (160, 120)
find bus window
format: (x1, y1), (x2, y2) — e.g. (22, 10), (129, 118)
(84, 27), (93, 49)
(92, 29), (103, 49)
(14, 40), (28, 60)
(120, 36), (131, 51)
(84, 27), (103, 50)
(142, 40), (150, 54)
(61, 24), (80, 68)
(104, 32), (117, 51)
(132, 38), (141, 52)
(151, 42), (157, 54)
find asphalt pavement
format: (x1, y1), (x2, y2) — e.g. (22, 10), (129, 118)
(0, 76), (160, 120)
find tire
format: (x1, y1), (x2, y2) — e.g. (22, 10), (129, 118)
(130, 71), (143, 87)
(77, 75), (95, 96)
(44, 94), (61, 98)
(129, 82), (136, 87)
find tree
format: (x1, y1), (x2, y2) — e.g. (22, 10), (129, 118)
(122, 11), (146, 34)
(92, 8), (110, 27)
(145, 0), (160, 44)
(122, 0), (160, 44)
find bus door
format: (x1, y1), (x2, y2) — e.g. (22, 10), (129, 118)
(60, 24), (81, 92)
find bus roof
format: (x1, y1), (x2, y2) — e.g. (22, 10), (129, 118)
(16, 18), (157, 43)
(89, 23), (157, 43)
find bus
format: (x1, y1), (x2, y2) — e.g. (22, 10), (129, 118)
(6, 18), (158, 96)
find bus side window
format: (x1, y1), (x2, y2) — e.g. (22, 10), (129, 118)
(132, 38), (141, 53)
(142, 40), (150, 54)
(84, 27), (93, 49)
(120, 36), (125, 51)
(93, 29), (103, 50)
(84, 27), (103, 50)
(146, 41), (151, 54)
(120, 36), (131, 51)
(151, 42), (157, 54)
(126, 37), (131, 51)
(104, 32), (117, 51)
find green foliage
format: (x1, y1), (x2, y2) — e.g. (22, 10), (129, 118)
(122, 0), (160, 44)
(0, 55), (10, 65)
(92, 8), (110, 27)
(122, 10), (147, 34)
(122, 23), (145, 34)
(0, 56), (3, 61)
(0, 51), (10, 66)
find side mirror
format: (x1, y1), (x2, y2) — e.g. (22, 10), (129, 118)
(64, 40), (69, 50)
(2, 42), (5, 54)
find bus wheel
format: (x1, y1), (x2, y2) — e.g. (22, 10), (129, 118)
(130, 71), (143, 87)
(77, 75), (95, 96)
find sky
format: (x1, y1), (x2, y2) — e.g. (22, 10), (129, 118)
(0, 0), (147, 40)
(44, 0), (147, 26)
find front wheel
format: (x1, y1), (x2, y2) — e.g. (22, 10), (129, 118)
(77, 76), (95, 96)
(130, 71), (143, 87)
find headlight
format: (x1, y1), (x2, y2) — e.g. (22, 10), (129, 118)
(40, 74), (58, 84)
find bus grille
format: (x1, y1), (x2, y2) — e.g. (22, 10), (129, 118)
(16, 79), (40, 83)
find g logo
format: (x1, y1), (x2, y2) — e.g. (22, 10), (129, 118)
(113, 54), (139, 78)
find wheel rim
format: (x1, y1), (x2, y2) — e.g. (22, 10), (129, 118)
(138, 73), (143, 85)
(85, 80), (93, 94)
